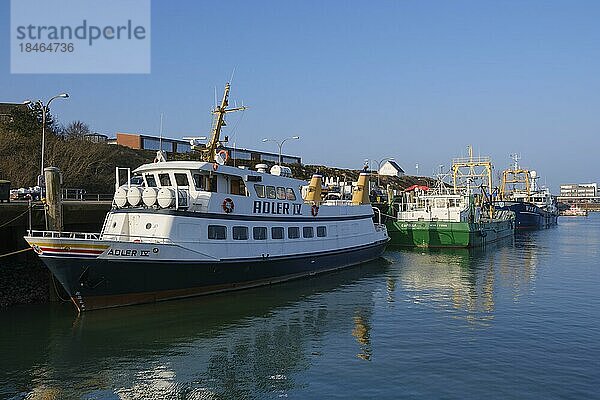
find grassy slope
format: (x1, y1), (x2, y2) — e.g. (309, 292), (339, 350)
(0, 127), (431, 193)
(0, 129), (151, 193)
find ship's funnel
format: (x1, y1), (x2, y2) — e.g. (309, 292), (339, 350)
(352, 172), (371, 205)
(304, 174), (323, 204)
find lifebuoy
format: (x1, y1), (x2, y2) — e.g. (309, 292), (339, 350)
(311, 204), (319, 217)
(217, 149), (229, 162)
(222, 197), (234, 213)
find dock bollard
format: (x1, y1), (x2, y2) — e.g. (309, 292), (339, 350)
(44, 166), (63, 232)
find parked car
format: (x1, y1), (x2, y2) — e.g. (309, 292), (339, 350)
(9, 186), (41, 201)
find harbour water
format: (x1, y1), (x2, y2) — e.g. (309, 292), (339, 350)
(1, 215), (599, 399)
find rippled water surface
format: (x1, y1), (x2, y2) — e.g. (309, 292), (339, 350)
(2, 215), (599, 399)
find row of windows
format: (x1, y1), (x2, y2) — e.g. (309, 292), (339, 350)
(208, 225), (327, 240)
(142, 138), (192, 153)
(143, 172), (247, 195)
(145, 172), (191, 188)
(254, 184), (296, 200)
(417, 198), (463, 208)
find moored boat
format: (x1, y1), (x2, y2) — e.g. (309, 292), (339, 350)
(560, 206), (588, 217)
(24, 83), (389, 312)
(386, 147), (514, 248)
(493, 155), (559, 229)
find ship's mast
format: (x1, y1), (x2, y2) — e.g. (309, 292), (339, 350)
(510, 153), (521, 171)
(198, 82), (247, 163)
(500, 153), (530, 200)
(451, 145), (493, 195)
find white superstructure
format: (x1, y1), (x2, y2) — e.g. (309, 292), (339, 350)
(103, 161), (388, 262)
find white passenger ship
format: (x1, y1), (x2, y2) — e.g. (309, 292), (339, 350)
(24, 83), (388, 312)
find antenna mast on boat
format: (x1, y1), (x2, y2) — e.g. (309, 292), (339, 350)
(197, 82), (247, 163)
(500, 153), (531, 200)
(451, 145), (493, 195)
(510, 153), (521, 170)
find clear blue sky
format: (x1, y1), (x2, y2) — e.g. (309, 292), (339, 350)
(2, 1), (599, 191)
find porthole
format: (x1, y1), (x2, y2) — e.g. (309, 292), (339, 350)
(112, 222), (117, 228)
(146, 223), (152, 229)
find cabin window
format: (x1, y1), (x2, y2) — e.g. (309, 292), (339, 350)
(448, 199), (456, 207)
(193, 174), (204, 190)
(253, 227), (267, 240)
(233, 226), (248, 240)
(288, 227), (300, 239)
(145, 174), (157, 187)
(207, 175), (218, 192)
(254, 184), (265, 198)
(230, 177), (247, 196)
(271, 227), (284, 240)
(317, 226), (327, 237)
(208, 225), (226, 240)
(286, 188), (297, 201)
(435, 198), (446, 208)
(159, 173), (171, 187)
(276, 187), (286, 200)
(266, 186), (277, 199)
(175, 173), (189, 187)
(303, 227), (314, 238)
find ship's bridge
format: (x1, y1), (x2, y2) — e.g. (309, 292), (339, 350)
(114, 161), (307, 211)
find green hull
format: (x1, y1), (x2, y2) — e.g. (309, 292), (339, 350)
(386, 219), (514, 248)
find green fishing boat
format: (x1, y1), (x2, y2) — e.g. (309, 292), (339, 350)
(386, 146), (514, 248)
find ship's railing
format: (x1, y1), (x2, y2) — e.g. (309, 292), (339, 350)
(322, 199), (353, 206)
(28, 230), (100, 240)
(27, 230), (174, 244)
(451, 155), (491, 164)
(372, 207), (382, 224)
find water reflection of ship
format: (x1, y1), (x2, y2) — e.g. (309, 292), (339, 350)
(385, 237), (537, 323)
(0, 262), (386, 399)
(510, 231), (540, 290)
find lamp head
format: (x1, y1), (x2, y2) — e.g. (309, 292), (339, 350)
(262, 138), (268, 142)
(292, 136), (300, 139)
(59, 93), (69, 98)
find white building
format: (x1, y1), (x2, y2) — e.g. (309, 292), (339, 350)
(559, 183), (597, 198)
(378, 160), (405, 177)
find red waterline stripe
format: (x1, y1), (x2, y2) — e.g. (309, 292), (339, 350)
(39, 247), (104, 254)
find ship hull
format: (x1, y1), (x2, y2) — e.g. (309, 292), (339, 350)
(385, 219), (514, 248)
(493, 202), (558, 230)
(38, 240), (388, 312)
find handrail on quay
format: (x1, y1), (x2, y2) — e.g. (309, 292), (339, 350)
(60, 189), (113, 201)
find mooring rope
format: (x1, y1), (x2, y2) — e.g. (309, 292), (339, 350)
(0, 247), (33, 259)
(0, 208), (30, 229)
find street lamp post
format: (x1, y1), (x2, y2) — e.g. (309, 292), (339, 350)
(262, 136), (300, 165)
(373, 157), (395, 187)
(24, 93), (69, 187)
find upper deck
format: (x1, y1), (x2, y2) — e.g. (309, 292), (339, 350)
(112, 160), (374, 221)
